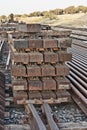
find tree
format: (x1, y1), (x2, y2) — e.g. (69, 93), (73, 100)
(76, 6), (87, 13)
(39, 11), (49, 17)
(14, 14), (21, 17)
(29, 11), (42, 17)
(43, 12), (57, 20)
(0, 15), (7, 22)
(64, 6), (76, 14)
(53, 9), (63, 15)
(8, 13), (14, 22)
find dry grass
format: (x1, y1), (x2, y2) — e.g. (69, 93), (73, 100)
(15, 16), (43, 23)
(15, 13), (87, 27)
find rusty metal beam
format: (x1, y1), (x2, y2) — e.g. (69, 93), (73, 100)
(70, 83), (87, 106)
(25, 103), (46, 130)
(70, 71), (87, 89)
(66, 63), (87, 82)
(42, 103), (60, 130)
(68, 75), (87, 97)
(0, 40), (4, 52)
(68, 62), (87, 76)
(71, 92), (87, 116)
(6, 51), (11, 70)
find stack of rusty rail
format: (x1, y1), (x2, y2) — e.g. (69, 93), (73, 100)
(0, 72), (5, 130)
(8, 23), (72, 104)
(0, 40), (4, 58)
(66, 29), (87, 113)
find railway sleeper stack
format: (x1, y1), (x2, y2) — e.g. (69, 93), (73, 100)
(9, 23), (72, 104)
(0, 72), (5, 130)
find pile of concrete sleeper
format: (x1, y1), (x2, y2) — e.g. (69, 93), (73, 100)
(10, 24), (72, 103)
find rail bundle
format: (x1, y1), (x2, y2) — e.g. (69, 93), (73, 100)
(66, 29), (87, 114)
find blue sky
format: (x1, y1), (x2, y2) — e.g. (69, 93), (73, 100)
(0, 0), (87, 15)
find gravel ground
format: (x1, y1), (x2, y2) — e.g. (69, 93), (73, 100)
(4, 102), (87, 129)
(5, 124), (31, 130)
(51, 103), (87, 123)
(4, 107), (28, 125)
(35, 102), (87, 124)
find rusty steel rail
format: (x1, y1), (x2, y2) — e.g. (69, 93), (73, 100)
(66, 63), (87, 82)
(72, 30), (87, 36)
(72, 39), (87, 48)
(42, 103), (60, 130)
(71, 48), (87, 57)
(0, 40), (4, 52)
(70, 71), (87, 89)
(72, 44), (87, 51)
(70, 84), (87, 116)
(70, 83), (87, 106)
(68, 62), (87, 76)
(72, 58), (87, 68)
(71, 60), (87, 71)
(68, 49), (87, 62)
(25, 103), (60, 130)
(72, 56), (87, 65)
(68, 75), (87, 97)
(71, 51), (87, 59)
(71, 34), (87, 41)
(5, 51), (11, 70)
(25, 103), (46, 130)
(69, 43), (87, 55)
(68, 49), (87, 60)
(71, 47), (87, 57)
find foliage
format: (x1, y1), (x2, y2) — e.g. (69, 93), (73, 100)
(8, 13), (14, 22)
(29, 11), (42, 17)
(76, 6), (87, 13)
(0, 15), (7, 20)
(0, 5), (87, 22)
(43, 12), (57, 20)
(64, 6), (77, 14)
(49, 9), (63, 15)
